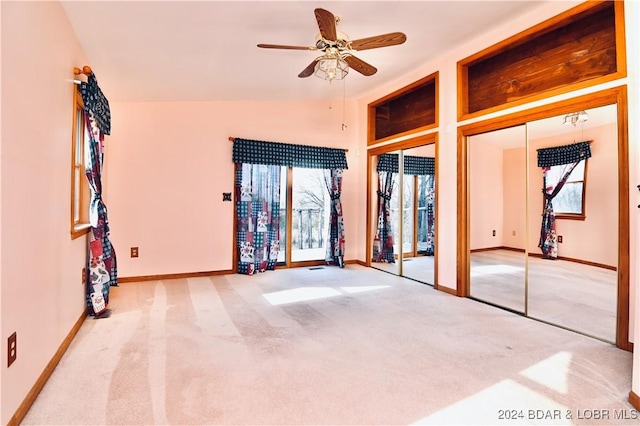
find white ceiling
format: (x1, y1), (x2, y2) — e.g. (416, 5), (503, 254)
(60, 1), (546, 103)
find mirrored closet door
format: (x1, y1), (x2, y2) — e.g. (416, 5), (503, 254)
(401, 145), (436, 284)
(370, 150), (401, 276)
(526, 104), (618, 342)
(369, 138), (437, 286)
(466, 103), (620, 343)
(468, 125), (527, 313)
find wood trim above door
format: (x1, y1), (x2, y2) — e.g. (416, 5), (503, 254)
(456, 85), (630, 350)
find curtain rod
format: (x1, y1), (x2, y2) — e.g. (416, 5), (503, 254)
(229, 137), (348, 152)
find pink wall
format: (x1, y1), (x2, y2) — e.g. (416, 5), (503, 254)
(2, 0), (639, 419)
(527, 123), (618, 267)
(0, 2), (4, 414)
(628, 0), (640, 396)
(1, 2), (89, 422)
(469, 141), (504, 250)
(502, 147), (526, 249)
(106, 100), (360, 278)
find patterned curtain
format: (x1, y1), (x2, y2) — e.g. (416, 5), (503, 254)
(80, 73), (117, 317)
(372, 171), (396, 263)
(537, 141), (591, 259)
(377, 153), (434, 175)
(423, 174), (435, 256)
(324, 169), (345, 267)
(235, 163), (281, 275)
(233, 138), (348, 169)
(375, 153), (435, 259)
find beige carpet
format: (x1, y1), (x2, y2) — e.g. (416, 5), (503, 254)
(22, 265), (635, 425)
(470, 250), (617, 342)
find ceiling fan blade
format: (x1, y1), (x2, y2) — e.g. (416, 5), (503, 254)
(343, 54), (377, 76)
(349, 32), (407, 51)
(315, 8), (337, 41)
(257, 43), (316, 51)
(298, 58), (320, 78)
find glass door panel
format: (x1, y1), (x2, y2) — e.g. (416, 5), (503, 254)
(291, 167), (330, 262)
(468, 126), (527, 313)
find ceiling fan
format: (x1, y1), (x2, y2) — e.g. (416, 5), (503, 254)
(257, 8), (407, 80)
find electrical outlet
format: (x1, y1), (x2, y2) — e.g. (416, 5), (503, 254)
(8, 332), (17, 367)
(82, 267), (87, 285)
(512, 230), (516, 236)
(492, 230), (496, 236)
(558, 235), (563, 243)
(131, 247), (139, 258)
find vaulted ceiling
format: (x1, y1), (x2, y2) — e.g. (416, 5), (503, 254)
(61, 1), (546, 103)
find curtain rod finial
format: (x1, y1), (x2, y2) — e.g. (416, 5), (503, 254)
(74, 66), (93, 76)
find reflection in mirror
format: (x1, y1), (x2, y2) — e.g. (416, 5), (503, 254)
(370, 146), (436, 284)
(468, 125), (527, 313)
(526, 104), (618, 342)
(371, 151), (400, 276)
(392, 165), (414, 256)
(402, 145), (436, 285)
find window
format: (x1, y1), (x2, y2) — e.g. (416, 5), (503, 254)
(70, 87), (91, 238)
(547, 158), (587, 219)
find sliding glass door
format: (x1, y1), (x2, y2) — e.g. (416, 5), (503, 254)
(277, 167), (331, 266)
(291, 167), (330, 262)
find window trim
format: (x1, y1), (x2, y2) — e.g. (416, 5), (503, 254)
(70, 86), (91, 239)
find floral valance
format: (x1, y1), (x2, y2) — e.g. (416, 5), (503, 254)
(232, 138), (348, 169)
(537, 141), (591, 167)
(80, 73), (111, 135)
(376, 153), (435, 175)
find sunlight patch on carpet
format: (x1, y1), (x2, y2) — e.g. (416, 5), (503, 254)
(411, 379), (570, 425)
(263, 285), (391, 305)
(263, 287), (341, 305)
(520, 351), (571, 394)
(471, 264), (524, 276)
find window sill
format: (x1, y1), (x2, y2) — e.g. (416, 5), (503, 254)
(71, 223), (91, 240)
(555, 214), (585, 221)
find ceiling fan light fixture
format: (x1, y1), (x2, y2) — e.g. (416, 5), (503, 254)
(314, 55), (349, 81)
(563, 110), (589, 126)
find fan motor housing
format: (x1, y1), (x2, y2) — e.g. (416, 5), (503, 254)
(315, 31), (350, 50)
